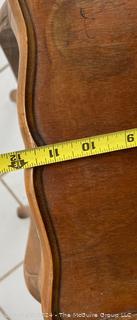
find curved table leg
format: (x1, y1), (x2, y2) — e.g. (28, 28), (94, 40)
(0, 0), (41, 305)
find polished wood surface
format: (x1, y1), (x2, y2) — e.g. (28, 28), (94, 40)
(0, 2), (41, 304)
(3, 0), (137, 318)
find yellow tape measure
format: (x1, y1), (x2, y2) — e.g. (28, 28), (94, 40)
(0, 128), (137, 174)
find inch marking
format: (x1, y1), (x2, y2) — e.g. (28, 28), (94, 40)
(49, 147), (60, 159)
(82, 141), (96, 152)
(1, 128), (137, 174)
(8, 154), (28, 170)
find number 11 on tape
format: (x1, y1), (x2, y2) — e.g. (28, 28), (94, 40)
(0, 128), (137, 174)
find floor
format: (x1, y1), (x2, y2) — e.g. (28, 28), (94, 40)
(0, 1), (43, 319)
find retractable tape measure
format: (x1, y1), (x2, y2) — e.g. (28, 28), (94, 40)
(0, 128), (137, 174)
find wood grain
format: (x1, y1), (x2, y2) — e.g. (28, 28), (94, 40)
(5, 0), (137, 318)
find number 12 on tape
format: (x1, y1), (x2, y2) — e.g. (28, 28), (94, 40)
(0, 128), (137, 174)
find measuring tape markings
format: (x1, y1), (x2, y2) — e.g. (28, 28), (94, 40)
(0, 128), (137, 174)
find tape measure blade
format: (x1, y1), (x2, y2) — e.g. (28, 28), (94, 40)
(1, 128), (137, 174)
(0, 153), (10, 174)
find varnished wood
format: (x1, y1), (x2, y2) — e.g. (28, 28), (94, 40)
(24, 217), (41, 302)
(0, 1), (41, 303)
(2, 0), (137, 319)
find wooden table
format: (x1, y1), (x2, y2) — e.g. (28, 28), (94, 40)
(1, 1), (137, 319)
